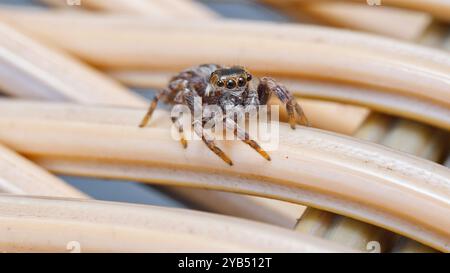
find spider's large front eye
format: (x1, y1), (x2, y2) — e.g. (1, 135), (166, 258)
(217, 80), (224, 87)
(226, 79), (236, 89)
(238, 77), (246, 87)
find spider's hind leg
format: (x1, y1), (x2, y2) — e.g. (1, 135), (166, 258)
(258, 77), (309, 129)
(139, 78), (188, 128)
(139, 90), (168, 128)
(171, 116), (188, 148)
(294, 102), (309, 127)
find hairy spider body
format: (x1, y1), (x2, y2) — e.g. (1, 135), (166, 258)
(139, 64), (308, 166)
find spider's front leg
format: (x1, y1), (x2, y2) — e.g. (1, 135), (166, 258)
(257, 77), (309, 129)
(193, 120), (233, 166)
(184, 88), (233, 166)
(224, 117), (271, 161)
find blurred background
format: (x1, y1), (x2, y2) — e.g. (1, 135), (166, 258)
(0, 0), (448, 252)
(2, 0), (449, 213)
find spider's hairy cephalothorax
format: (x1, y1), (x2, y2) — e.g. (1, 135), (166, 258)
(139, 64), (309, 166)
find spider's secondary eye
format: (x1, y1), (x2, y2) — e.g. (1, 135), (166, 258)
(246, 74), (252, 81)
(226, 79), (236, 89)
(217, 80), (224, 87)
(238, 77), (246, 87)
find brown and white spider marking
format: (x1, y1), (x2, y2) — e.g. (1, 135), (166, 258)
(139, 64), (308, 166)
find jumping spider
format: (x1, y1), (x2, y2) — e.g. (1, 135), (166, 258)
(139, 64), (308, 166)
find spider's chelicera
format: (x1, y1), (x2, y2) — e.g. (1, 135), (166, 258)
(139, 64), (309, 166)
